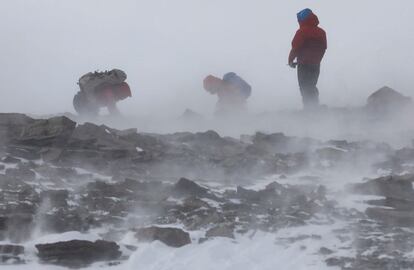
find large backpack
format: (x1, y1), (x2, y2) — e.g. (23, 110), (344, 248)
(78, 69), (127, 95)
(222, 72), (252, 98)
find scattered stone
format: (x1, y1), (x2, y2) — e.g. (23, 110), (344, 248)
(173, 178), (209, 197)
(366, 86), (412, 115)
(366, 207), (414, 227)
(348, 175), (414, 201)
(205, 225), (235, 239)
(135, 226), (191, 247)
(16, 116), (76, 147)
(0, 244), (25, 264)
(1, 156), (21, 164)
(5, 167), (36, 181)
(319, 247), (334, 255)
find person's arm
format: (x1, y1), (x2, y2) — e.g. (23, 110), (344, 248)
(288, 30), (305, 67)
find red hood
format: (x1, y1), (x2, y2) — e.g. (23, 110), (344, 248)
(299, 13), (319, 28)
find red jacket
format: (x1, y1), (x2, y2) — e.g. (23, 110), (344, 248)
(288, 13), (327, 65)
(95, 82), (131, 106)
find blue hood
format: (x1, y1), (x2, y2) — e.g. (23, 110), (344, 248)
(297, 8), (313, 22)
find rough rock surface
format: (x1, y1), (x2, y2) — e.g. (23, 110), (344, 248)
(135, 226), (191, 247)
(0, 244), (25, 264)
(1, 113), (414, 269)
(366, 86), (412, 115)
(36, 240), (121, 267)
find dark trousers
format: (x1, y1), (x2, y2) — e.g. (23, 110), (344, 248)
(297, 64), (320, 109)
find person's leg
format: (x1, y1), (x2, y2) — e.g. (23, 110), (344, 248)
(298, 64), (313, 109)
(297, 64), (320, 110)
(307, 64), (320, 108)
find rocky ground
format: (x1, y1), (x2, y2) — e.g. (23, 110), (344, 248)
(1, 112), (414, 269)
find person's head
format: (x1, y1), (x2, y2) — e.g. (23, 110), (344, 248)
(203, 75), (222, 94)
(114, 82), (132, 100)
(297, 8), (319, 27)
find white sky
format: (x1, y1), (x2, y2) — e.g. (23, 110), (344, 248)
(0, 0), (413, 116)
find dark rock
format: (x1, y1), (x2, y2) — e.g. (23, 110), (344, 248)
(0, 217), (6, 231)
(15, 116), (76, 147)
(365, 197), (414, 210)
(135, 226), (191, 247)
(180, 109), (204, 122)
(236, 186), (275, 203)
(35, 240), (121, 267)
(173, 178), (208, 197)
(178, 130), (221, 143)
(40, 147), (64, 162)
(34, 165), (78, 180)
(198, 237), (209, 244)
(319, 247), (334, 255)
(205, 225), (235, 239)
(179, 197), (211, 212)
(42, 211), (90, 233)
(1, 156), (21, 164)
(249, 132), (318, 155)
(0, 244), (25, 264)
(0, 245), (24, 255)
(325, 257), (347, 267)
(236, 186), (262, 202)
(6, 146), (41, 160)
(124, 245), (138, 251)
(5, 167), (36, 181)
(348, 175), (414, 201)
(366, 86), (412, 115)
(265, 181), (285, 191)
(316, 147), (347, 163)
(366, 207), (414, 227)
(0, 113), (34, 145)
(41, 190), (69, 207)
(68, 123), (135, 151)
(1, 214), (34, 243)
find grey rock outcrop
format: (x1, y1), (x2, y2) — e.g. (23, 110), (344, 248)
(366, 86), (412, 115)
(35, 240), (121, 267)
(135, 226), (191, 247)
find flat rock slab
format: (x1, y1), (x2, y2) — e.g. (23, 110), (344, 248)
(348, 175), (414, 201)
(35, 240), (121, 267)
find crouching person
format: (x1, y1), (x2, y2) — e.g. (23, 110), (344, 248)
(203, 72), (251, 116)
(73, 69), (132, 117)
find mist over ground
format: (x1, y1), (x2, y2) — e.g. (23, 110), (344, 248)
(1, 0), (413, 119)
(2, 2), (414, 269)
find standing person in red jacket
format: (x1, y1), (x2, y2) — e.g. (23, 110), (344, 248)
(288, 8), (327, 110)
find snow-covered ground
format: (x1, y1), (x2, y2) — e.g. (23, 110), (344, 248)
(2, 168), (399, 270)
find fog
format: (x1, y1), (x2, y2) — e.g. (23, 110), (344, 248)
(2, 3), (414, 267)
(0, 0), (413, 117)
